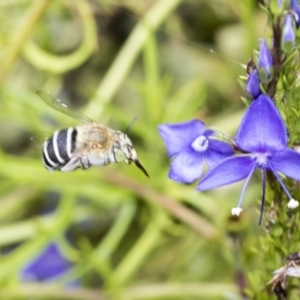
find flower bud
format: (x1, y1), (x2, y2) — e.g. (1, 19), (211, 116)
(281, 14), (295, 53)
(271, 0), (289, 12)
(268, 0), (289, 14)
(246, 70), (261, 99)
(277, 0), (289, 9)
(258, 39), (273, 83)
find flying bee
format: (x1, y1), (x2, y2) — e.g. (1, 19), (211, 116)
(36, 91), (149, 177)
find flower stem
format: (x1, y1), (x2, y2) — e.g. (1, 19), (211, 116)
(259, 169), (267, 225)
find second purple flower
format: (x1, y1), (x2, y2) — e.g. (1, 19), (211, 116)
(158, 119), (234, 184)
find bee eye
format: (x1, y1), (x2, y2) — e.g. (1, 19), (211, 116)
(114, 148), (126, 163)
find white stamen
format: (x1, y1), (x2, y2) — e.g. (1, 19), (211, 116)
(191, 135), (209, 152)
(288, 199), (299, 209)
(231, 207), (243, 216)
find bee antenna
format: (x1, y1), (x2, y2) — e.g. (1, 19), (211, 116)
(125, 116), (138, 135)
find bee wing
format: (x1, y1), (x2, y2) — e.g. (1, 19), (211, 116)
(36, 90), (93, 124)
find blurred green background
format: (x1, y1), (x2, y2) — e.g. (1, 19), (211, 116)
(0, 0), (272, 299)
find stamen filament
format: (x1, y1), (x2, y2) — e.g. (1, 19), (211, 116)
(267, 162), (293, 200)
(235, 162), (257, 209)
(259, 169), (266, 225)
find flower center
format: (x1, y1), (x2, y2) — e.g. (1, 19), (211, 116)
(192, 135), (209, 152)
(253, 152), (270, 167)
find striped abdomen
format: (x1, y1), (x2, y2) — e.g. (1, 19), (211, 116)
(42, 128), (77, 171)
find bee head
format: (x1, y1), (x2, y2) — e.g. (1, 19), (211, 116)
(113, 133), (149, 177)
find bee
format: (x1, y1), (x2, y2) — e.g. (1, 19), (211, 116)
(36, 91), (149, 177)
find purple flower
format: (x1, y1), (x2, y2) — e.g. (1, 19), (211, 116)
(197, 95), (300, 223)
(258, 39), (273, 82)
(278, 0), (290, 9)
(290, 0), (300, 27)
(246, 70), (261, 99)
(158, 119), (234, 184)
(21, 243), (73, 283)
(282, 14), (295, 52)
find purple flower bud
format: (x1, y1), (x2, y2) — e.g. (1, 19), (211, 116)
(278, 0), (289, 8)
(258, 39), (273, 82)
(274, 0), (289, 11)
(246, 70), (261, 99)
(290, 0), (300, 27)
(282, 14), (295, 52)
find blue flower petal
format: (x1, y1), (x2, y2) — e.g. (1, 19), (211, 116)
(197, 156), (255, 191)
(203, 139), (234, 167)
(270, 148), (300, 181)
(291, 0), (300, 27)
(21, 243), (72, 282)
(158, 120), (206, 157)
(236, 95), (287, 153)
(169, 150), (203, 183)
(204, 129), (215, 137)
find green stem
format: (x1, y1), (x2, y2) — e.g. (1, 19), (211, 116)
(105, 171), (218, 239)
(0, 284), (107, 300)
(108, 212), (165, 288)
(84, 0), (182, 119)
(0, 216), (54, 247)
(0, 282), (238, 300)
(0, 186), (39, 223)
(122, 283), (239, 300)
(23, 0), (97, 73)
(0, 192), (75, 281)
(0, 0), (51, 83)
(63, 203), (137, 283)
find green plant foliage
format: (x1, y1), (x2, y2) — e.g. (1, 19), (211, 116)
(0, 0), (290, 299)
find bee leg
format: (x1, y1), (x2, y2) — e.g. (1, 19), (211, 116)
(60, 156), (82, 172)
(80, 156), (90, 170)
